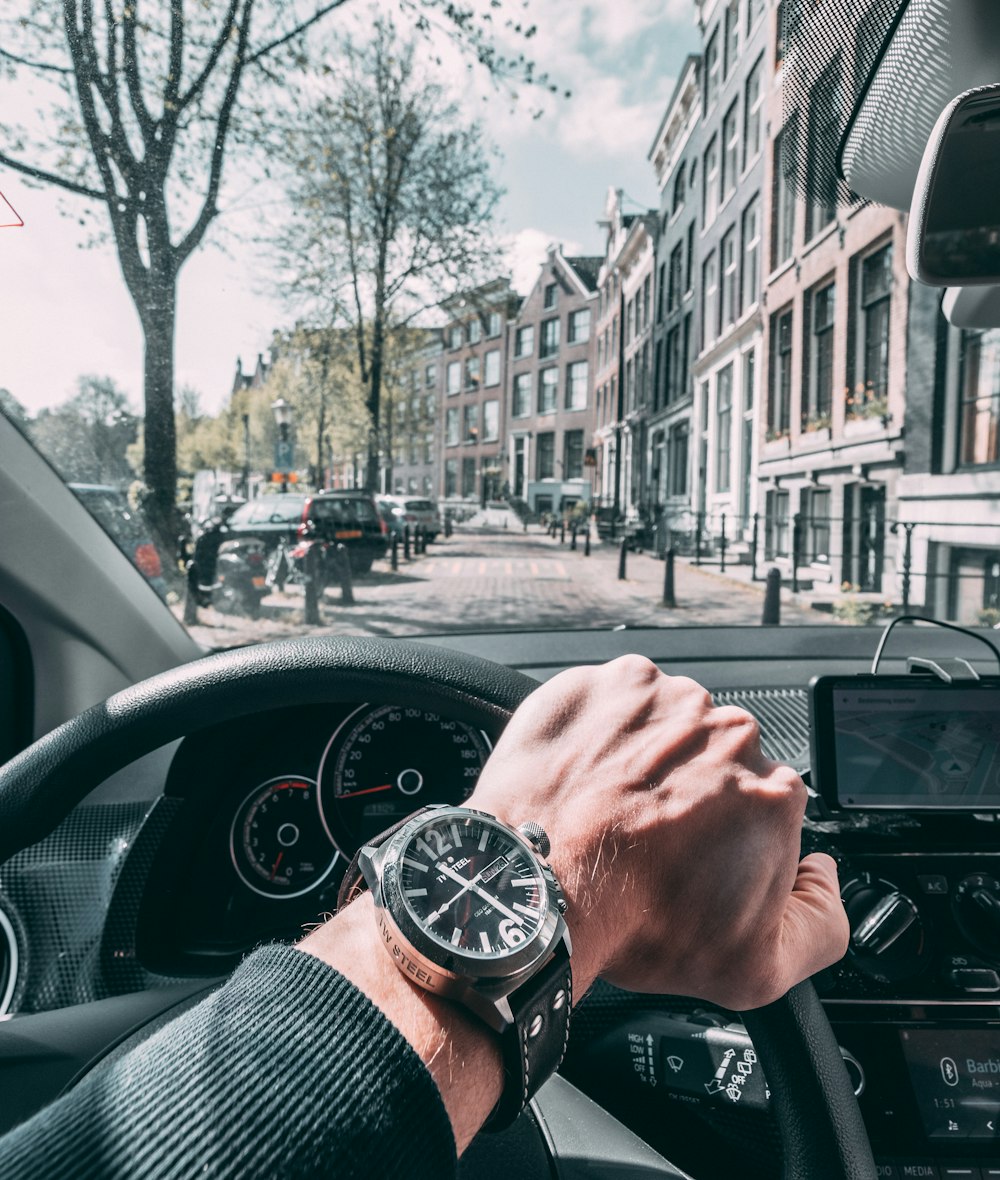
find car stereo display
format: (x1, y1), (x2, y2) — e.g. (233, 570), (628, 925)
(900, 1029), (1000, 1142)
(811, 676), (1000, 811)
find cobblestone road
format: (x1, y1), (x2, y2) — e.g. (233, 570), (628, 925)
(177, 525), (829, 647)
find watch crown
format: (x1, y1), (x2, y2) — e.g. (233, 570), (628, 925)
(517, 821), (550, 859)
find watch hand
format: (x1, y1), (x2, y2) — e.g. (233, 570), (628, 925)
(465, 880), (523, 926)
(426, 861), (488, 924)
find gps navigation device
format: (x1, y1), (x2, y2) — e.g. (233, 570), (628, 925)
(810, 674), (1000, 812)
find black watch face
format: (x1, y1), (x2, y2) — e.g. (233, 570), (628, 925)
(398, 813), (547, 957)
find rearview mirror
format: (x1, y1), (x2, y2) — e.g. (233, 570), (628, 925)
(908, 84), (1000, 286)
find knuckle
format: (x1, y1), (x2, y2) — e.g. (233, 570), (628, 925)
(712, 705), (762, 745)
(608, 653), (660, 681)
(668, 675), (714, 709)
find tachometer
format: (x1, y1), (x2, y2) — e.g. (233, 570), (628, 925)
(230, 776), (338, 899)
(318, 705), (492, 858)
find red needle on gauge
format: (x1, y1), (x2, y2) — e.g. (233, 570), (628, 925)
(338, 783), (394, 799)
(269, 851), (283, 881)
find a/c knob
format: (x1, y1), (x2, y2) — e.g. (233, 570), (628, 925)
(842, 876), (926, 983)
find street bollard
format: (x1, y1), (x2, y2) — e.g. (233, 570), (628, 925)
(415, 526), (424, 555)
(762, 567), (782, 625)
(304, 545), (322, 625)
(403, 526), (411, 561)
(336, 543), (355, 605)
(618, 538), (627, 581)
(523, 518), (528, 533)
(584, 529), (591, 557)
(662, 547), (676, 608)
(391, 534), (399, 571)
(560, 522), (566, 544)
(444, 516), (453, 539)
(570, 526), (577, 551)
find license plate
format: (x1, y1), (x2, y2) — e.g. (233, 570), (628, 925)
(334, 530), (362, 540)
(252, 576), (266, 588)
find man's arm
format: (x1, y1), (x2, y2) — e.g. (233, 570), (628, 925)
(302, 657), (849, 1151)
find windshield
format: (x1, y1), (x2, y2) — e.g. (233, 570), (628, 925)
(3, 1), (1000, 646)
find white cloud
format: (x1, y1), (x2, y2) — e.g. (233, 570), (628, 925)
(502, 227), (586, 295)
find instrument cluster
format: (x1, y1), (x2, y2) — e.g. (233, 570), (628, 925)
(142, 702), (494, 972)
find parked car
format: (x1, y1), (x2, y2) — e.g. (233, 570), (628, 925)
(223, 494), (308, 550)
(67, 483), (168, 600)
(377, 495), (441, 541)
(295, 490), (388, 576)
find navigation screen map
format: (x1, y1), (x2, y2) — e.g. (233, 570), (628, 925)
(832, 684), (1000, 809)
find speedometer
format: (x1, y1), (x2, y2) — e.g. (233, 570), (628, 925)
(318, 705), (492, 858)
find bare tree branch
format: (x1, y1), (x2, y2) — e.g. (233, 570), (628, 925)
(0, 150), (104, 201)
(245, 0), (349, 65)
(0, 48), (71, 76)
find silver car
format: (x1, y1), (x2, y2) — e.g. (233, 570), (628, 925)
(376, 495), (441, 542)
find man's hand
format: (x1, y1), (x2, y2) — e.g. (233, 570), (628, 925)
(468, 655), (848, 1011)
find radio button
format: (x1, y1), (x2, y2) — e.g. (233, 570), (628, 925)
(948, 967), (1000, 993)
(940, 1167), (982, 1179)
(898, 1164), (941, 1178)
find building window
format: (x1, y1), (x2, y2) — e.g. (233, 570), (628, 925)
(464, 356), (480, 389)
(959, 330), (1000, 467)
(765, 490), (790, 559)
(483, 400), (499, 442)
(512, 372), (531, 418)
(673, 163), (686, 214)
(775, 0), (787, 66)
(536, 432), (555, 479)
(515, 325), (534, 357)
(747, 0), (765, 33)
(722, 101), (739, 203)
(769, 306), (793, 437)
(668, 243), (684, 312)
(740, 348), (755, 519)
(467, 318), (482, 345)
(666, 325), (681, 404)
(445, 458), (458, 496)
(849, 240), (893, 417)
(803, 279), (835, 429)
(463, 403), (479, 443)
(744, 55), (764, 167)
(724, 0), (740, 76)
(806, 56), (842, 240)
(425, 392), (435, 417)
(484, 349), (501, 387)
(721, 226), (738, 330)
(424, 438), (433, 465)
(703, 135), (720, 226)
(544, 282), (558, 310)
(462, 457), (476, 497)
(425, 363), (437, 389)
(446, 361), (461, 396)
(803, 488), (831, 563)
(642, 275), (651, 329)
(538, 367), (558, 413)
(702, 251), (719, 348)
(705, 28), (720, 109)
(568, 307), (591, 343)
(566, 360), (588, 410)
(668, 421), (689, 497)
(685, 222), (695, 292)
(449, 325), (462, 350)
(487, 311), (502, 338)
(716, 363), (733, 493)
(741, 195), (761, 312)
(564, 430), (584, 480)
(540, 317), (560, 359)
(445, 407), (459, 446)
(771, 127), (795, 268)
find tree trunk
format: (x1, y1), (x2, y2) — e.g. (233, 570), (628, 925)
(141, 289), (178, 559)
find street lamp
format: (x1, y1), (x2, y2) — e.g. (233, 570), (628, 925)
(271, 397), (294, 493)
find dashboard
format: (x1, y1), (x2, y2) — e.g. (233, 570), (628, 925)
(0, 626), (999, 1179)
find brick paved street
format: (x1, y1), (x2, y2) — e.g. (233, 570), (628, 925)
(177, 523), (831, 648)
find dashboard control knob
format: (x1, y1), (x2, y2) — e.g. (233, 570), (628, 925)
(953, 874), (1000, 962)
(842, 876), (926, 982)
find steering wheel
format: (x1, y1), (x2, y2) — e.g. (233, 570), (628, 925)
(0, 637), (875, 1180)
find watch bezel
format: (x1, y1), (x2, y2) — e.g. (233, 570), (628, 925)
(367, 805), (564, 991)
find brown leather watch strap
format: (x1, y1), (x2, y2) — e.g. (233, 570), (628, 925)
(336, 807), (431, 911)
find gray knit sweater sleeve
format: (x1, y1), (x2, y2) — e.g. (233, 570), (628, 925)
(0, 944), (458, 1178)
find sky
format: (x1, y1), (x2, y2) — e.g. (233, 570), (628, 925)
(0, 0), (699, 417)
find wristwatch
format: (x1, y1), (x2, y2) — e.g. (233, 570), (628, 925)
(337, 803), (573, 1128)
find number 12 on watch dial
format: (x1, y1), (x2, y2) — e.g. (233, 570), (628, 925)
(399, 815), (547, 956)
